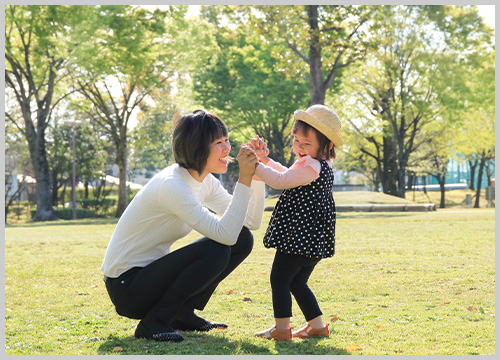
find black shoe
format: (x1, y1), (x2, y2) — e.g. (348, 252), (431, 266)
(171, 318), (228, 332)
(135, 321), (184, 342)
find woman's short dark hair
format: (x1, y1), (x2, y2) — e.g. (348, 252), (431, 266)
(292, 120), (336, 160)
(172, 109), (228, 175)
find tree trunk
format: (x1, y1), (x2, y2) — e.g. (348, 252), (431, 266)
(474, 152), (486, 208)
(397, 166), (406, 199)
(407, 172), (414, 191)
(485, 159), (493, 186)
(468, 159), (477, 191)
(307, 5), (326, 106)
(32, 134), (57, 221)
(114, 144), (129, 217)
(51, 169), (59, 207)
(382, 136), (398, 196)
(25, 118), (58, 221)
(438, 177), (446, 208)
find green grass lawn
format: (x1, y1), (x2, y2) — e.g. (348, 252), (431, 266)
(264, 189), (492, 209)
(4, 208), (495, 355)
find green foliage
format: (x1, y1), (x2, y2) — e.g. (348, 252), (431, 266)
(30, 207), (97, 220)
(81, 199), (117, 217)
(129, 99), (176, 175)
(194, 24), (309, 165)
(244, 5), (379, 104)
(328, 5), (494, 198)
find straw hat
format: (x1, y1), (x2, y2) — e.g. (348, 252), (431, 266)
(293, 104), (343, 148)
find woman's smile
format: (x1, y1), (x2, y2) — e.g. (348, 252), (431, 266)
(206, 136), (231, 174)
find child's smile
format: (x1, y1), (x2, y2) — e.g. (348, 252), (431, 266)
(292, 129), (321, 159)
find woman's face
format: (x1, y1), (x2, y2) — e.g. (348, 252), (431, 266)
(205, 136), (232, 174)
(292, 128), (320, 159)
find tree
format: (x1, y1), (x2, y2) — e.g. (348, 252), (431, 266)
(45, 119), (72, 206)
(228, 5), (377, 106)
(46, 106), (109, 206)
(462, 55), (494, 209)
(5, 5), (87, 220)
(194, 25), (309, 165)
(331, 5), (490, 198)
(129, 99), (176, 178)
(68, 5), (189, 217)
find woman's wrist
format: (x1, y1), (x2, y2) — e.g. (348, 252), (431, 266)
(238, 175), (253, 187)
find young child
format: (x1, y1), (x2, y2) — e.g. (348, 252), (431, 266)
(251, 104), (343, 341)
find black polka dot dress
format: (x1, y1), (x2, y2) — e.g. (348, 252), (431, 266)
(263, 160), (336, 258)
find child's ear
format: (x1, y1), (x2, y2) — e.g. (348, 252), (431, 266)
(329, 142), (334, 150)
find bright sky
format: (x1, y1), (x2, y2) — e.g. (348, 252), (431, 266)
(477, 5), (495, 29)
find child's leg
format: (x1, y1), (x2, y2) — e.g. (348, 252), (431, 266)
(270, 251), (308, 322)
(275, 317), (291, 331)
(290, 258), (324, 328)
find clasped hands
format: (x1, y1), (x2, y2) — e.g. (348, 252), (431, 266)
(236, 135), (269, 183)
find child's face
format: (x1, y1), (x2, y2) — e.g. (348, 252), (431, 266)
(292, 128), (321, 159)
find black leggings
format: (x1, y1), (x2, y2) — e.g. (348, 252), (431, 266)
(270, 251), (322, 321)
(105, 227), (253, 325)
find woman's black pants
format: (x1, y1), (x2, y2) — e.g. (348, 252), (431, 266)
(270, 251), (322, 321)
(104, 227), (253, 325)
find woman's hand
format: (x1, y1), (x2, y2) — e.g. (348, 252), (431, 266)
(236, 145), (258, 187)
(248, 135), (270, 164)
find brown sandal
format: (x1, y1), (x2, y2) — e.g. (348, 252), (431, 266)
(255, 325), (292, 341)
(292, 323), (330, 338)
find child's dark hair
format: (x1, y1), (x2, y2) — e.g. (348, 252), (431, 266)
(292, 120), (336, 160)
(172, 109), (228, 175)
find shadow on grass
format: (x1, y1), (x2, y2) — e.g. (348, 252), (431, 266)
(274, 336), (350, 355)
(97, 331), (349, 355)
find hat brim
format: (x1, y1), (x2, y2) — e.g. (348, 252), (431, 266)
(294, 110), (344, 148)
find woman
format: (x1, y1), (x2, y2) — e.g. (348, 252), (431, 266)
(101, 109), (265, 342)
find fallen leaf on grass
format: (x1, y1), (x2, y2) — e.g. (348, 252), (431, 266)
(331, 317), (339, 322)
(443, 301), (451, 305)
(113, 347), (123, 352)
(243, 297), (252, 302)
(467, 306), (478, 311)
(394, 348), (404, 353)
(346, 344), (361, 351)
(227, 290), (234, 294)
(374, 325), (384, 329)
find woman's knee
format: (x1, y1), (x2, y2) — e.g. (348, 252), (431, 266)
(201, 241), (231, 272)
(234, 226), (254, 256)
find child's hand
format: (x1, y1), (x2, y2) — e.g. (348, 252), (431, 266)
(248, 135), (270, 164)
(237, 145), (259, 187)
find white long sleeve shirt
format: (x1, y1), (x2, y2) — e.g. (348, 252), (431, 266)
(101, 164), (266, 278)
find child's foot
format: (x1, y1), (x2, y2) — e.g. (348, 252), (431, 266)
(292, 323), (330, 338)
(255, 325), (292, 341)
